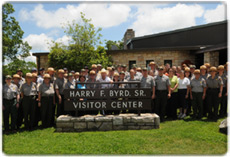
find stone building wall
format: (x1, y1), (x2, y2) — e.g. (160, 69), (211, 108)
(40, 55), (49, 70)
(110, 50), (195, 68)
(204, 51), (219, 66)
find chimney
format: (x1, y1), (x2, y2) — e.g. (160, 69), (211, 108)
(123, 29), (135, 50)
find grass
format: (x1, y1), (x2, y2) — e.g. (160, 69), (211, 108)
(2, 116), (227, 155)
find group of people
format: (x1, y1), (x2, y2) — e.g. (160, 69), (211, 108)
(3, 62), (228, 133)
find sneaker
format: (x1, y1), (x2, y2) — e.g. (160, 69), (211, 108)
(178, 113), (183, 119)
(181, 113), (186, 119)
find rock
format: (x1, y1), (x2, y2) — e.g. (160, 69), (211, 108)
(123, 117), (131, 123)
(219, 118), (227, 134)
(113, 125), (127, 130)
(113, 117), (123, 125)
(131, 117), (145, 123)
(62, 128), (74, 132)
(57, 115), (72, 122)
(88, 122), (102, 130)
(98, 122), (113, 131)
(74, 122), (87, 130)
(128, 126), (140, 130)
(95, 116), (113, 122)
(56, 122), (73, 128)
(85, 117), (95, 122)
(140, 126), (154, 130)
(56, 128), (62, 132)
(71, 117), (85, 122)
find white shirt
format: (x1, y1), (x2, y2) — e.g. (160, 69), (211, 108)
(178, 77), (190, 89)
(97, 76), (112, 88)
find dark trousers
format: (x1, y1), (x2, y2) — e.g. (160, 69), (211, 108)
(155, 90), (168, 121)
(219, 87), (227, 117)
(41, 96), (53, 128)
(186, 93), (192, 115)
(207, 88), (219, 120)
(178, 89), (187, 110)
(22, 96), (36, 130)
(34, 95), (40, 127)
(203, 97), (208, 117)
(3, 99), (17, 131)
(167, 92), (178, 119)
(57, 94), (65, 118)
(16, 98), (23, 129)
(191, 92), (203, 119)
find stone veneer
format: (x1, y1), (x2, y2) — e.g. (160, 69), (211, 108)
(109, 50), (195, 68)
(56, 113), (160, 132)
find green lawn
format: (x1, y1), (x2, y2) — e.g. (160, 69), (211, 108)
(3, 117), (227, 155)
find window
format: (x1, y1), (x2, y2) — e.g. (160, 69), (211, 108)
(129, 60), (136, 70)
(164, 60), (172, 67)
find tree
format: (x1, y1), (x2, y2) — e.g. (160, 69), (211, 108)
(48, 12), (112, 71)
(2, 3), (31, 63)
(3, 59), (37, 76)
(105, 40), (124, 50)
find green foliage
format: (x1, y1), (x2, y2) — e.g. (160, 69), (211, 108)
(48, 12), (112, 71)
(3, 117), (227, 154)
(3, 59), (37, 76)
(2, 3), (31, 63)
(105, 40), (124, 50)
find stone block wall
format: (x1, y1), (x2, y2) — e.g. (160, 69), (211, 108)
(110, 50), (195, 68)
(204, 51), (219, 66)
(40, 55), (49, 70)
(56, 113), (160, 132)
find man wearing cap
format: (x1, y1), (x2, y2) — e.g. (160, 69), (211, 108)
(12, 74), (24, 130)
(87, 70), (100, 89)
(32, 73), (40, 127)
(204, 63), (211, 73)
(38, 74), (55, 128)
(107, 67), (114, 80)
(64, 73), (76, 89)
(127, 69), (138, 88)
(37, 68), (44, 84)
(3, 75), (20, 132)
(140, 67), (156, 113)
(132, 64), (142, 81)
(122, 64), (130, 80)
(81, 69), (88, 81)
(206, 66), (223, 121)
(16, 69), (25, 86)
(31, 67), (37, 74)
(20, 73), (38, 130)
(189, 65), (196, 80)
(97, 64), (102, 72)
(119, 71), (128, 88)
(74, 72), (80, 82)
(218, 65), (228, 118)
(200, 65), (210, 117)
(63, 68), (68, 74)
(91, 64), (97, 72)
(154, 66), (171, 122)
(190, 69), (207, 119)
(149, 61), (158, 76)
(136, 67), (142, 73)
(54, 69), (67, 117)
(47, 67), (56, 83)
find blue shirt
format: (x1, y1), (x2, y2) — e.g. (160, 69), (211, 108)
(76, 81), (86, 89)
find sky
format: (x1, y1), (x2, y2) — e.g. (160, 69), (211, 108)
(9, 1), (227, 63)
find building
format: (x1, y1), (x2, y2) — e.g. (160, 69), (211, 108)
(33, 20), (227, 70)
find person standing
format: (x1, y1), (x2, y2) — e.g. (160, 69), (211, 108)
(167, 68), (179, 120)
(54, 69), (66, 118)
(200, 65), (210, 117)
(3, 75), (20, 133)
(206, 66), (223, 121)
(177, 70), (190, 119)
(47, 67), (56, 84)
(32, 73), (40, 128)
(149, 61), (158, 76)
(217, 65), (227, 118)
(127, 69), (138, 88)
(16, 69), (25, 86)
(154, 66), (171, 122)
(37, 68), (44, 84)
(12, 74), (23, 130)
(20, 73), (37, 130)
(190, 70), (207, 119)
(140, 67), (156, 113)
(38, 74), (55, 128)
